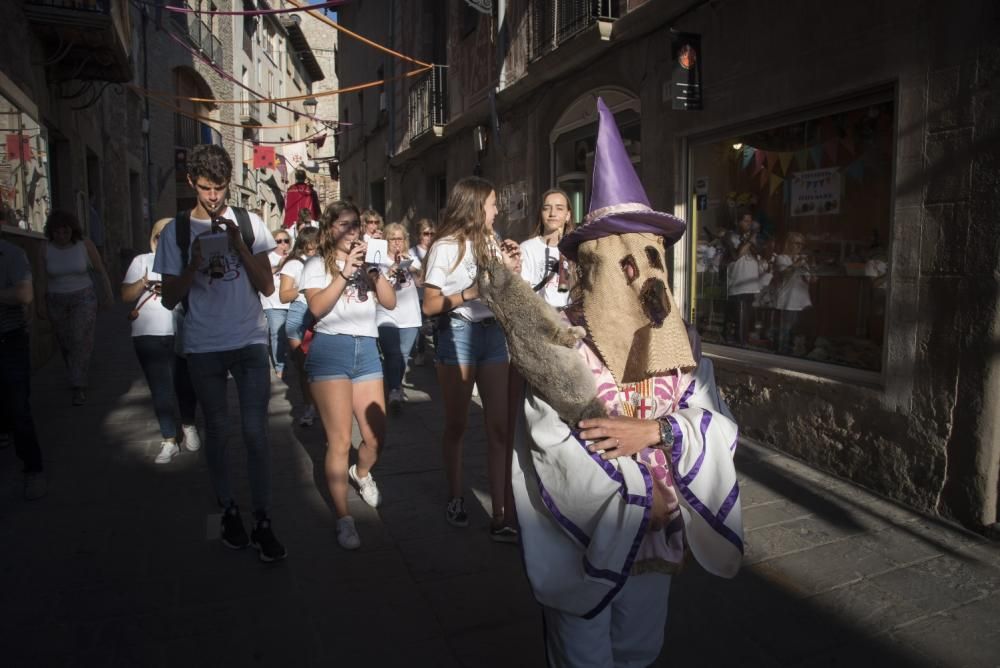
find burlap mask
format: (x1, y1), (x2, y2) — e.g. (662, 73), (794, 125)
(579, 232), (695, 384)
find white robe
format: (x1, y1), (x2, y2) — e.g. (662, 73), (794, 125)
(512, 356), (744, 618)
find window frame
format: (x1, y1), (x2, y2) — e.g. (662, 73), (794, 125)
(676, 85), (898, 385)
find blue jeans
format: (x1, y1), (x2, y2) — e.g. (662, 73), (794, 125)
(187, 344), (272, 513)
(0, 329), (42, 472)
(435, 315), (508, 366)
(264, 308), (289, 373)
(378, 325), (419, 391)
(132, 335), (198, 439)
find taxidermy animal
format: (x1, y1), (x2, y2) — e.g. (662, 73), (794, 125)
(476, 258), (607, 425)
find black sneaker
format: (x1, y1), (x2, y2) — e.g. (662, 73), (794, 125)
(250, 519), (288, 563)
(446, 497), (469, 527)
(489, 524), (519, 544)
(220, 506), (250, 549)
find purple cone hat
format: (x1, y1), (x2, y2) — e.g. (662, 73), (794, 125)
(559, 98), (686, 262)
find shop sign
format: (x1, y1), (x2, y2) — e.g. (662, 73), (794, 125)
(790, 168), (841, 216)
(670, 33), (702, 111)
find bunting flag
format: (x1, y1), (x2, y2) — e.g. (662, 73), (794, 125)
(741, 146), (755, 169)
(769, 173), (784, 196)
(845, 158), (865, 182)
(783, 178), (791, 206)
(274, 154), (288, 180)
(753, 149), (766, 174)
(253, 145), (276, 169)
(795, 149), (809, 170)
(823, 139), (838, 162)
(765, 151), (778, 173)
(759, 166), (769, 189)
(5, 134), (31, 161)
(778, 152), (793, 175)
(809, 145), (824, 168)
(839, 135), (857, 155)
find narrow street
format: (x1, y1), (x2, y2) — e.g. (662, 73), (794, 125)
(2, 306), (999, 667)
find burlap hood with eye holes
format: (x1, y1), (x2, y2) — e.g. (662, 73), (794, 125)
(579, 232), (695, 385)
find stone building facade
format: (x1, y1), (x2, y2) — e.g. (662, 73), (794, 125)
(336, 0), (1000, 531)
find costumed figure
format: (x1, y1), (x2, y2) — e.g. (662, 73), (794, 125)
(490, 99), (744, 667)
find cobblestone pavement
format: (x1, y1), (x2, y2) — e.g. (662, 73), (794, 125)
(2, 306), (999, 667)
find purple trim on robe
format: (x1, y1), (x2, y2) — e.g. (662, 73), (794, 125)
(668, 416), (684, 463)
(571, 430), (625, 487)
(678, 379), (697, 408)
(583, 558), (626, 584)
(582, 462), (654, 620)
(538, 480), (592, 549)
(716, 481), (741, 524)
(679, 410), (712, 486)
(677, 484), (744, 554)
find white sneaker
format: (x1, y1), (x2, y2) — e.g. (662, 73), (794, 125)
(299, 405), (317, 427)
(336, 516), (361, 550)
(388, 388), (403, 405)
(400, 388), (410, 403)
(471, 383), (479, 397)
(154, 441), (180, 464)
(181, 425), (201, 452)
(348, 464), (382, 508)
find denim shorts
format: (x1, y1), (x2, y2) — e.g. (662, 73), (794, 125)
(285, 300), (314, 342)
(305, 332), (383, 383)
(435, 315), (508, 366)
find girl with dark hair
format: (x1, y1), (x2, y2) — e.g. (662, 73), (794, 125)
(36, 210), (112, 405)
(301, 201), (396, 549)
(278, 226), (320, 425)
(420, 176), (521, 540)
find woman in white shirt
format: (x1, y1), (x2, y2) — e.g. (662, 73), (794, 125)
(519, 188), (574, 309)
(377, 223), (423, 407)
(774, 232), (815, 354)
(421, 177), (521, 541)
(724, 212), (763, 345)
(278, 227), (320, 426)
(121, 218), (200, 464)
(301, 201), (397, 549)
(261, 229), (292, 377)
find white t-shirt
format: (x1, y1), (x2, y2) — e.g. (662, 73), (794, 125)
(519, 236), (569, 309)
(422, 237), (494, 322)
(279, 257), (308, 305)
(409, 244), (429, 273)
(289, 220), (319, 242)
(376, 267), (422, 328)
(153, 207), (276, 354)
(260, 251), (289, 311)
(774, 254), (812, 311)
(726, 232), (762, 296)
(300, 256), (378, 337)
(124, 252), (175, 337)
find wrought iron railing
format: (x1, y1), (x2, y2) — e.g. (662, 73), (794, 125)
(175, 113), (222, 148)
(171, 1), (223, 64)
(409, 66), (448, 141)
(530, 0), (621, 60)
(25, 0), (110, 12)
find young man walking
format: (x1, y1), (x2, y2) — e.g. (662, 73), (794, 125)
(155, 144), (286, 562)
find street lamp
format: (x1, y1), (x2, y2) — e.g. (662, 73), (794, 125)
(303, 97), (318, 116)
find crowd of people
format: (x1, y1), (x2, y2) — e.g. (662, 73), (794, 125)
(5, 100), (744, 665)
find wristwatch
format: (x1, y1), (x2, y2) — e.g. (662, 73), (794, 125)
(656, 419), (673, 450)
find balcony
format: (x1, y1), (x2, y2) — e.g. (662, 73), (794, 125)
(24, 0), (132, 83)
(530, 0), (621, 61)
(170, 1), (224, 65)
(240, 97), (262, 127)
(409, 66), (448, 143)
(174, 113), (223, 149)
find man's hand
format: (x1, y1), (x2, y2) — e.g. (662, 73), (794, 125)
(224, 221), (248, 254)
(579, 416), (661, 460)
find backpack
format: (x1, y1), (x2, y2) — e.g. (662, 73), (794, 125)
(173, 207), (256, 310)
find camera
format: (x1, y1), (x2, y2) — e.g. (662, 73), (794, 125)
(204, 218), (231, 280)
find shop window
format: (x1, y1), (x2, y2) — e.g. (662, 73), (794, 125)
(0, 93), (50, 232)
(688, 97), (893, 372)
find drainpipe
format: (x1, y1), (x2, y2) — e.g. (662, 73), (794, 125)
(142, 4), (154, 232)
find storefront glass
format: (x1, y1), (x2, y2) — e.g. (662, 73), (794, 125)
(688, 98), (893, 372)
(0, 93), (50, 232)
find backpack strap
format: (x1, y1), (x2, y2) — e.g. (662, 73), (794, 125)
(231, 206), (256, 250)
(175, 210), (191, 268)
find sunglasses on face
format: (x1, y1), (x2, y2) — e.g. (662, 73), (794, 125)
(276, 238), (291, 244)
(422, 231), (434, 236)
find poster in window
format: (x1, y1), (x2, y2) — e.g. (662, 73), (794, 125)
(790, 168), (841, 216)
(671, 33), (702, 111)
